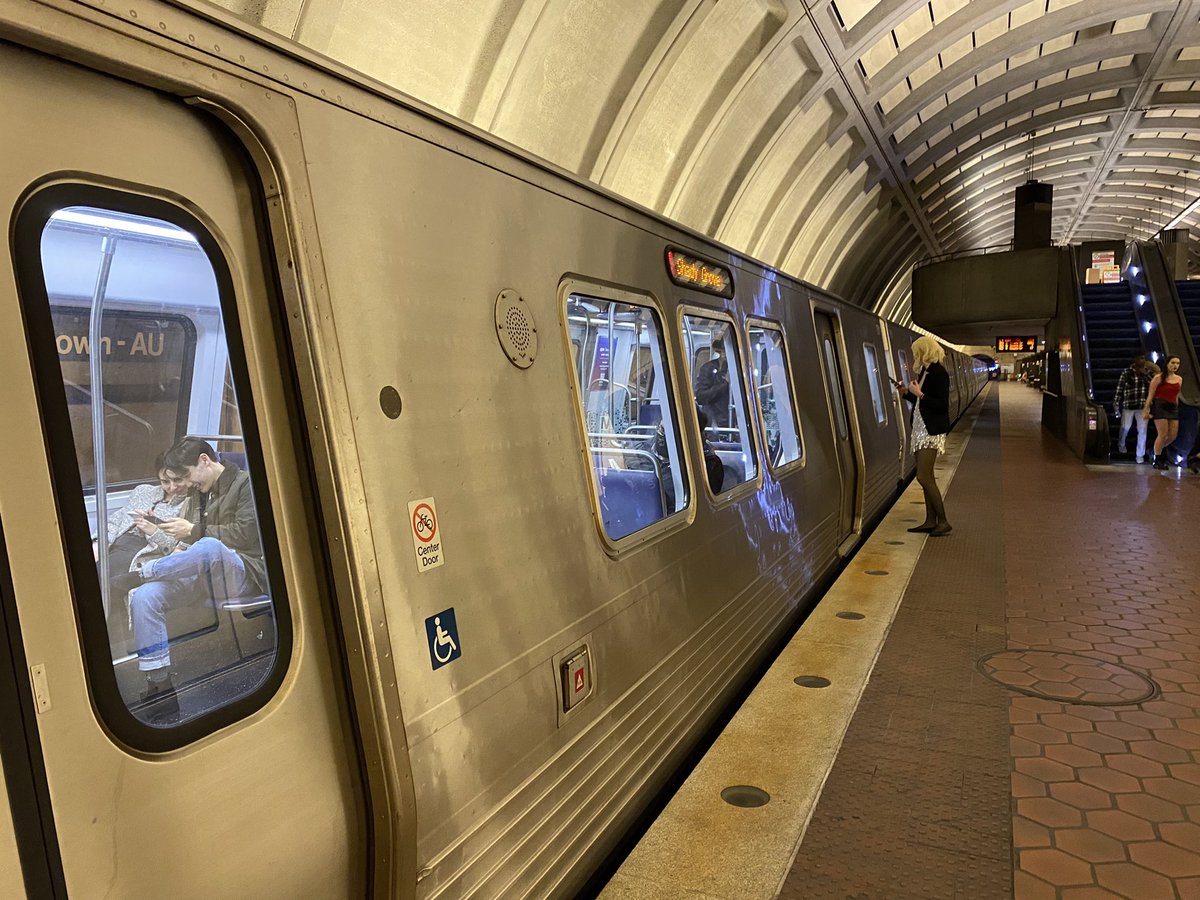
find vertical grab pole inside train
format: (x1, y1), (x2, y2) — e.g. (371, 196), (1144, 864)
(606, 309), (616, 430)
(89, 234), (118, 619)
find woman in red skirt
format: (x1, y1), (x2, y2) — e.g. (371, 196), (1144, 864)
(1143, 355), (1183, 469)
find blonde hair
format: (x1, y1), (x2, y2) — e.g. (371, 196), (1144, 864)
(911, 336), (946, 368)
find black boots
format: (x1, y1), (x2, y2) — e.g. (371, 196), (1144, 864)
(140, 673), (180, 725)
(1152, 454), (1169, 470)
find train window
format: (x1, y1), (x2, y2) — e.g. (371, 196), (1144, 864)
(747, 321), (802, 470)
(18, 198), (288, 740)
(823, 338), (849, 439)
(680, 311), (758, 494)
(897, 348), (912, 385)
(565, 291), (689, 542)
(862, 343), (888, 425)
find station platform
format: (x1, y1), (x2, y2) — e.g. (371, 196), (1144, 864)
(602, 382), (1200, 900)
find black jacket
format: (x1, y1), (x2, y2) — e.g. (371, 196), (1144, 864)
(694, 358), (731, 427)
(903, 362), (951, 435)
(188, 463), (267, 593)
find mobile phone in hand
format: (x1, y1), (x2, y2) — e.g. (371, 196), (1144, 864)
(139, 513), (163, 525)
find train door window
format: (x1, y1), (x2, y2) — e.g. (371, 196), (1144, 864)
(897, 348), (912, 386)
(747, 321), (802, 470)
(565, 290), (689, 542)
(680, 311), (758, 494)
(862, 343), (888, 425)
(16, 197), (288, 736)
(823, 337), (849, 439)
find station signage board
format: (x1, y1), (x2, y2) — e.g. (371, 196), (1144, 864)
(996, 336), (1038, 353)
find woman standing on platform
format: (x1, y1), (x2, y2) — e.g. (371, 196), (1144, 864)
(1144, 355), (1183, 469)
(898, 336), (952, 536)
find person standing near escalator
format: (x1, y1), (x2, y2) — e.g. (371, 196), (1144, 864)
(1113, 354), (1156, 463)
(1144, 355), (1183, 469)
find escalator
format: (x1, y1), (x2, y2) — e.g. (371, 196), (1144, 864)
(1177, 279), (1200, 360)
(1080, 282), (1143, 455)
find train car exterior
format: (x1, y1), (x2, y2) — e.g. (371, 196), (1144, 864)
(0, 2), (987, 898)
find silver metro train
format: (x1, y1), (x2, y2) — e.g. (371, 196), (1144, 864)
(0, 2), (986, 897)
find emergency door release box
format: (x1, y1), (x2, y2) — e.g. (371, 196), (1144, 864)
(560, 646), (592, 712)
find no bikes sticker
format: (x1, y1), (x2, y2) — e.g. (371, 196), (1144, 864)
(407, 497), (444, 572)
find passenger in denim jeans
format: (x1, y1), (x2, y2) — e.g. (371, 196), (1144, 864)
(1112, 355), (1156, 463)
(112, 437), (267, 723)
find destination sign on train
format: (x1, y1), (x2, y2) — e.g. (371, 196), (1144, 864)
(996, 336), (1037, 353)
(666, 249), (734, 298)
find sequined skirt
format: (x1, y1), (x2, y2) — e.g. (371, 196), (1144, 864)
(911, 405), (946, 454)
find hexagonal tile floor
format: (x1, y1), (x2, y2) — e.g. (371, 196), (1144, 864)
(1002, 387), (1200, 899)
(979, 650), (1159, 705)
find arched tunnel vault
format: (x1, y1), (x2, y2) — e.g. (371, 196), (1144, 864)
(216, 0), (1200, 325)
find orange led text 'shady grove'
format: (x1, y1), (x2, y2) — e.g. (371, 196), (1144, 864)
(666, 249), (734, 298)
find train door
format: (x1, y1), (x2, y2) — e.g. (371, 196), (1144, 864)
(814, 311), (858, 543)
(878, 324), (910, 477)
(0, 517), (60, 899)
(0, 43), (366, 896)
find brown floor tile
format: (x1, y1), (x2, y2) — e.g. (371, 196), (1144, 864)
(1014, 815), (1052, 848)
(1106, 753), (1168, 779)
(1094, 861), (1177, 899)
(1055, 827), (1128, 864)
(1050, 781), (1116, 811)
(1013, 869), (1058, 900)
(1078, 766), (1142, 794)
(1161, 820), (1200, 849)
(1116, 792), (1186, 823)
(1020, 797), (1086, 829)
(1128, 840), (1200, 877)
(1046, 744), (1105, 769)
(1060, 888), (1127, 900)
(1017, 756), (1076, 783)
(1019, 847), (1095, 885)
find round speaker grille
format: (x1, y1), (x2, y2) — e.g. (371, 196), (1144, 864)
(495, 290), (537, 369)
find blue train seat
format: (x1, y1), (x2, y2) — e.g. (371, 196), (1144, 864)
(218, 450), (248, 471)
(637, 402), (663, 427)
(595, 466), (663, 540)
(714, 449), (746, 491)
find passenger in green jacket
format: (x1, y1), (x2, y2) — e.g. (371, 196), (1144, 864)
(112, 437), (269, 722)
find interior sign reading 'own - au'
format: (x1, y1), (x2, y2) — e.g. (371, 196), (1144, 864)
(408, 497), (445, 572)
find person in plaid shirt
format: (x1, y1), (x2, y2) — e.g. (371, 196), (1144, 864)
(1113, 354), (1156, 462)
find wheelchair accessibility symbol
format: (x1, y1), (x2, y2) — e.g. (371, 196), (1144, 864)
(425, 607), (462, 670)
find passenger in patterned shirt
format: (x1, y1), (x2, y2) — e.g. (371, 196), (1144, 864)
(1112, 355), (1156, 463)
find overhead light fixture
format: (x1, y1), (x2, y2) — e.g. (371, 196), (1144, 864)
(1163, 168), (1197, 230)
(1163, 197), (1200, 231)
(48, 208), (199, 244)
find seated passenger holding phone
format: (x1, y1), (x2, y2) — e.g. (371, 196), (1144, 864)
(97, 454), (192, 597)
(111, 437), (267, 723)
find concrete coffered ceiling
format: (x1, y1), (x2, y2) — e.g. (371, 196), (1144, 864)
(215, 0), (1200, 324)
